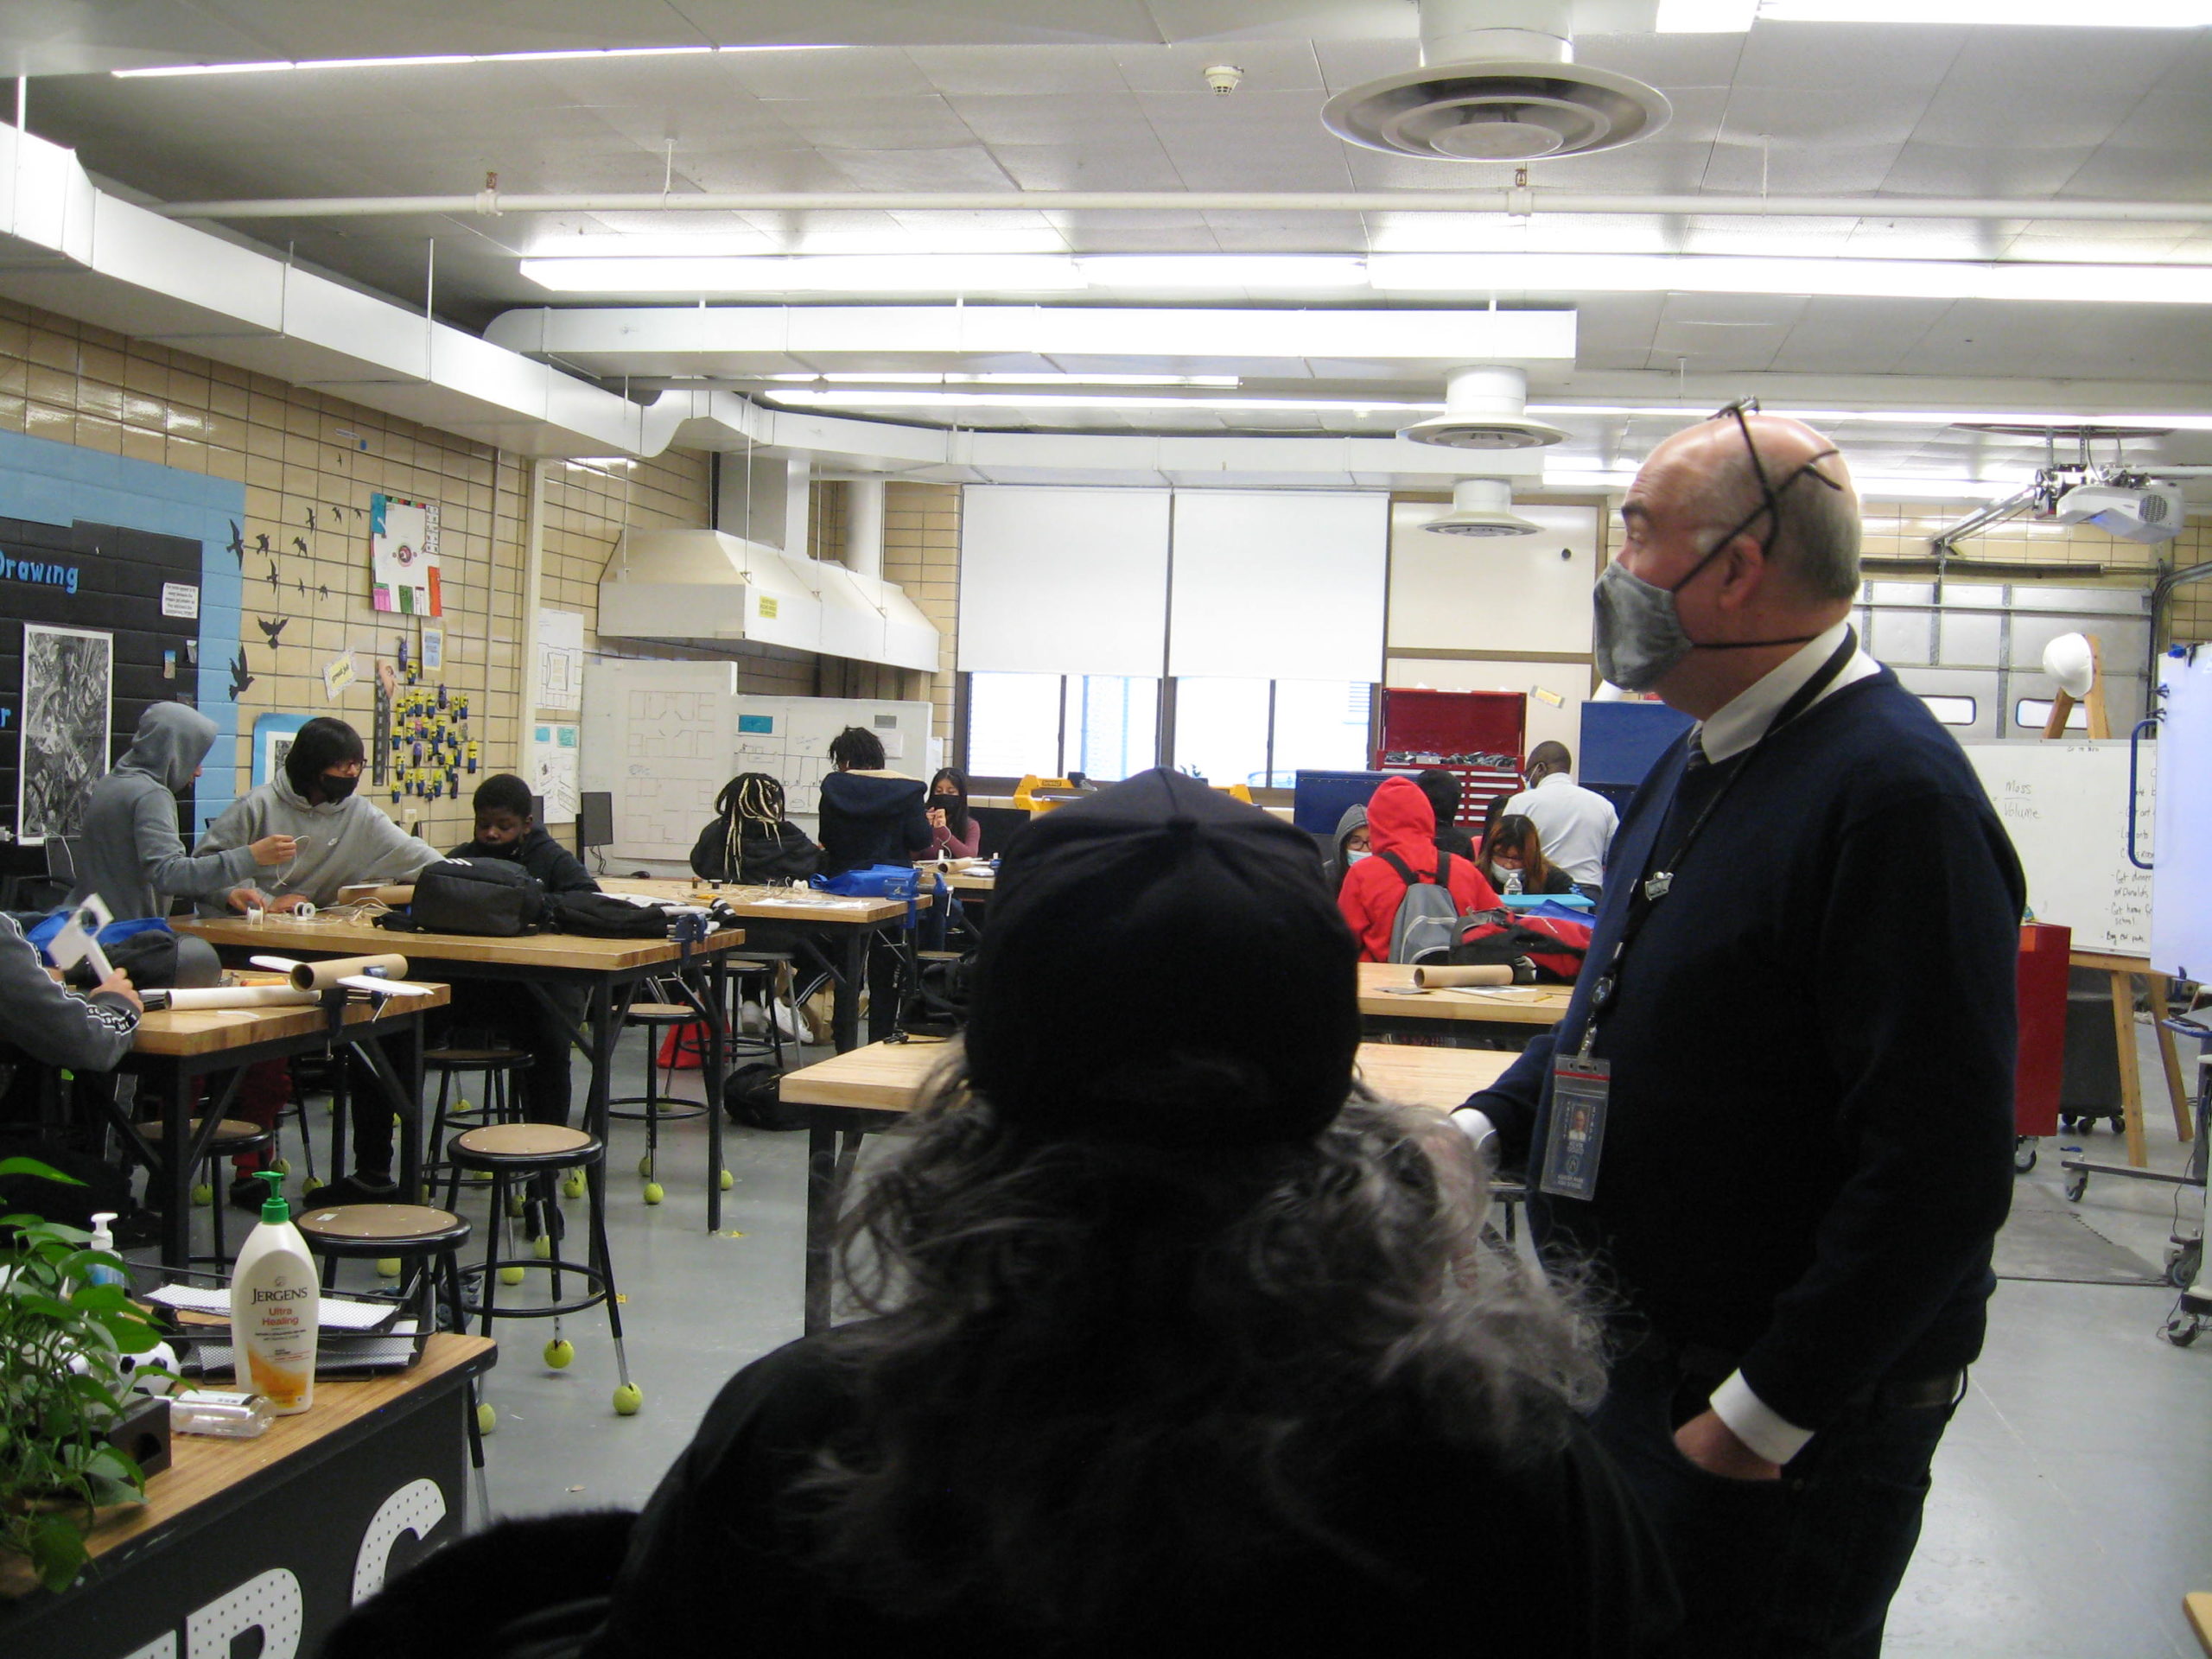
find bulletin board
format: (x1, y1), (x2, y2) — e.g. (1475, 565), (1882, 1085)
(1962, 740), (2154, 957)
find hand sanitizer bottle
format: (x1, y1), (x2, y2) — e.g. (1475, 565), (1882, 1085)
(230, 1172), (319, 1414)
(86, 1212), (127, 1289)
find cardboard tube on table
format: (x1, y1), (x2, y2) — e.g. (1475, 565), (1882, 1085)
(161, 985), (321, 1010)
(1409, 963), (1515, 989)
(284, 954), (410, 992)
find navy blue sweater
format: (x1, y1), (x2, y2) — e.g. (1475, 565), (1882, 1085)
(1468, 668), (2023, 1430)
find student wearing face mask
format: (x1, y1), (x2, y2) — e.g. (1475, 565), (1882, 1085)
(1479, 815), (1578, 899)
(1324, 804), (1370, 894)
(925, 766), (981, 860)
(196, 716), (442, 914)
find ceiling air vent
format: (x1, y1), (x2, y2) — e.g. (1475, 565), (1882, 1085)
(1427, 477), (1541, 537)
(1400, 366), (1567, 451)
(1323, 0), (1669, 162)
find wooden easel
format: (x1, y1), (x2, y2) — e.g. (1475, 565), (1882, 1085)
(2043, 633), (2111, 739)
(2042, 633), (2190, 1161)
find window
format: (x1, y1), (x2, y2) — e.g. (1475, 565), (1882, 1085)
(1268, 680), (1373, 785)
(965, 671), (1063, 779)
(1918, 695), (1978, 727)
(965, 671), (1160, 780)
(1065, 676), (1158, 782)
(1173, 678), (1272, 788)
(2014, 697), (2086, 733)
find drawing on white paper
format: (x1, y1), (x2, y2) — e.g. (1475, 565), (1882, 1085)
(531, 722), (581, 821)
(19, 624), (112, 842)
(537, 609), (584, 713)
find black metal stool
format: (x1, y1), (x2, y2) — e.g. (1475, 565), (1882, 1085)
(724, 950), (797, 1071)
(424, 1046), (531, 1201)
(295, 1201), (486, 1450)
(444, 1122), (639, 1416)
(194, 1117), (276, 1266)
(609, 982), (707, 1204)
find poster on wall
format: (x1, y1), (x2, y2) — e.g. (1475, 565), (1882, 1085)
(19, 624), (113, 842)
(537, 608), (583, 712)
(370, 493), (442, 616)
(531, 721), (581, 821)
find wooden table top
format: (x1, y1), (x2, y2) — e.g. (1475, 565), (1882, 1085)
(130, 980), (451, 1058)
(2186, 1592), (2212, 1656)
(1357, 962), (1573, 1026)
(0, 1334), (493, 1593)
(779, 1039), (1511, 1116)
(179, 914), (746, 973)
(601, 877), (925, 926)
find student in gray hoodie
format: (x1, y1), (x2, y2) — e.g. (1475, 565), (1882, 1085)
(72, 701), (297, 920)
(194, 716), (442, 913)
(193, 717), (443, 1210)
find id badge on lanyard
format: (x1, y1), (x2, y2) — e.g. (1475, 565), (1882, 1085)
(1541, 1051), (1611, 1200)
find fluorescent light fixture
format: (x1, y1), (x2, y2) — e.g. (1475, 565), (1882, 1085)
(1530, 404), (2212, 430)
(1372, 252), (2212, 305)
(114, 43), (831, 78)
(761, 390), (1437, 415)
(1757, 0), (2212, 22)
(1075, 256), (1370, 289)
(757, 372), (1243, 387)
(1656, 0), (1760, 28)
(521, 254), (1086, 293)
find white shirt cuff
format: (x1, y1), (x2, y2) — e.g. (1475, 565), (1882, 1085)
(1709, 1371), (1813, 1467)
(1448, 1107), (1498, 1166)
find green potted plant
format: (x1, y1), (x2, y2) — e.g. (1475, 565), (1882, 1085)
(1, 1156), (169, 1594)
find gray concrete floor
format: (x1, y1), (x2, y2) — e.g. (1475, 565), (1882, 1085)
(145, 1014), (2212, 1656)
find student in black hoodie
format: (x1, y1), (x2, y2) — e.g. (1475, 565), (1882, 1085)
(433, 773), (597, 1129)
(816, 728), (931, 877)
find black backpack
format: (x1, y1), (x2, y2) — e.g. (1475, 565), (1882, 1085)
(542, 892), (673, 939)
(894, 950), (976, 1040)
(721, 1061), (808, 1131)
(378, 859), (544, 937)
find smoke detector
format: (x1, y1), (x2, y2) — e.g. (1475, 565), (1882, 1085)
(1426, 478), (1541, 537)
(1400, 366), (1566, 451)
(1322, 0), (1669, 162)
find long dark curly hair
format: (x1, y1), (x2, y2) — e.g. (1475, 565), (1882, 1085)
(797, 1063), (1603, 1634)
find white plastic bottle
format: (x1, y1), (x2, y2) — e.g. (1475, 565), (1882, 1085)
(86, 1211), (127, 1289)
(229, 1172), (319, 1415)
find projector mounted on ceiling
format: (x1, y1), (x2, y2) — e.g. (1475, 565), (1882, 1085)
(2051, 482), (2185, 544)
(1427, 477), (1541, 537)
(1400, 365), (1567, 450)
(1322, 0), (1669, 162)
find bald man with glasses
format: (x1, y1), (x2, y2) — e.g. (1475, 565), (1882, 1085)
(1454, 405), (2024, 1657)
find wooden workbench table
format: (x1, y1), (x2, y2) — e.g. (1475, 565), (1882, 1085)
(2070, 948), (2194, 1167)
(1357, 962), (1573, 1027)
(780, 1039), (1513, 1332)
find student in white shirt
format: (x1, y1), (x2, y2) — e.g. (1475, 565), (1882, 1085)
(1499, 743), (1618, 889)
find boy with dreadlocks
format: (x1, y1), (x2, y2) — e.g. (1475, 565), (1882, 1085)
(690, 772), (820, 886)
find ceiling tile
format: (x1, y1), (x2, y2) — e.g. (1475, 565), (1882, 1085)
(990, 143), (1188, 191)
(719, 46), (937, 100)
(1732, 19), (1967, 93)
(1575, 30), (1752, 89)
(944, 90), (1152, 144)
(820, 146), (1020, 191)
(1696, 141), (1909, 196)
(1877, 143), (2106, 201)
(1768, 296), (1952, 375)
(2056, 144), (2212, 205)
(765, 95), (980, 149)
(1110, 39), (1325, 93)
(1714, 85), (1924, 149)
(906, 42), (1130, 93)
(1309, 38), (1418, 94)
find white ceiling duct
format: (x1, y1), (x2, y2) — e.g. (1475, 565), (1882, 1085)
(1425, 477), (1542, 537)
(1321, 0), (1670, 162)
(1400, 366), (1567, 450)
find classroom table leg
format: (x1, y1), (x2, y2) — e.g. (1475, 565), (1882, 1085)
(833, 929), (866, 1053)
(2111, 969), (2148, 1168)
(582, 982), (619, 1141)
(162, 1067), (192, 1274)
(2149, 973), (2196, 1142)
(867, 925), (900, 1045)
(706, 954), (728, 1233)
(804, 1120), (837, 1334)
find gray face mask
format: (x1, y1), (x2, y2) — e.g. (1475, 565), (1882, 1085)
(1592, 561), (1698, 692)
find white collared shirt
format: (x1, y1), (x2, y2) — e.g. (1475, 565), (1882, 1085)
(1498, 772), (1618, 885)
(1694, 620), (1880, 766)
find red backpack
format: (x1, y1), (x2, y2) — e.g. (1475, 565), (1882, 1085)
(1447, 909), (1592, 984)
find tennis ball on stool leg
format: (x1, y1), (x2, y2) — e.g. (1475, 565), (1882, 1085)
(612, 1383), (643, 1415)
(499, 1264), (526, 1286)
(719, 1169), (734, 1192)
(543, 1338), (575, 1370)
(376, 1257), (402, 1278)
(563, 1173), (584, 1199)
(476, 1402), (497, 1434)
(642, 1182), (664, 1205)
(192, 1183), (213, 1206)
(533, 1233), (552, 1259)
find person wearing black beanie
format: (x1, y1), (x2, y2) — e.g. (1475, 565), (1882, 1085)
(582, 768), (1678, 1659)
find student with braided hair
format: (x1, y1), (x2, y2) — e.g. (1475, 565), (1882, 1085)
(690, 772), (820, 885)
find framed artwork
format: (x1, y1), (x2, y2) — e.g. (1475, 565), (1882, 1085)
(19, 623), (113, 842)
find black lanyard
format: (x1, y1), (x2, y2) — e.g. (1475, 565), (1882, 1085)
(1576, 629), (1859, 1055)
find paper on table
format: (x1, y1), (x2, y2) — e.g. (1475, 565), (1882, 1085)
(149, 1285), (399, 1331)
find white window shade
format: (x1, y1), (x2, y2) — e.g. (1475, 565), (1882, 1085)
(1168, 492), (1388, 682)
(958, 486), (1169, 677)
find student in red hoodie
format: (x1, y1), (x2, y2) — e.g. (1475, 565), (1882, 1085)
(1337, 776), (1498, 963)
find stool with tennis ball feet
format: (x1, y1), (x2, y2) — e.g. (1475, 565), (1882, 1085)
(444, 1121), (639, 1418)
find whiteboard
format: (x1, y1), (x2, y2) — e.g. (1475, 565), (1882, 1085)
(732, 695), (934, 828)
(580, 660), (739, 861)
(2151, 649), (2212, 982)
(1963, 741), (2154, 957)
(580, 662), (932, 861)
